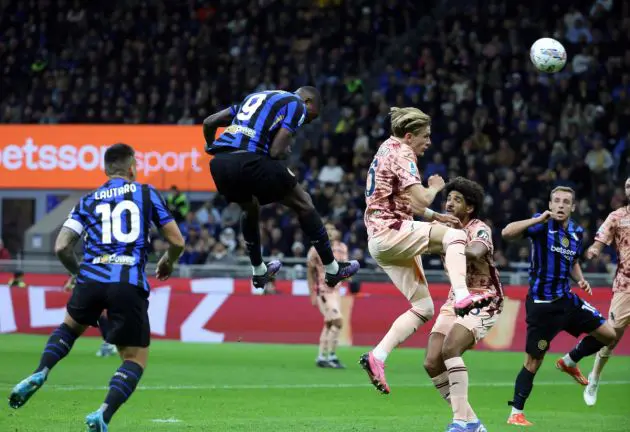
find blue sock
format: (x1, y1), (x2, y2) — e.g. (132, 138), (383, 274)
(97, 315), (110, 341)
(35, 323), (79, 375)
(102, 360), (144, 424)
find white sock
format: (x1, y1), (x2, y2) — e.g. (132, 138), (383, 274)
(511, 407), (523, 415)
(372, 346), (388, 362)
(328, 353), (338, 361)
(452, 285), (469, 302)
(252, 263), (267, 276)
(563, 353), (577, 367)
(324, 260), (339, 274)
(453, 420), (467, 427)
(317, 355), (326, 361)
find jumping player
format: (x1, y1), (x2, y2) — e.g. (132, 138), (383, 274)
(502, 186), (616, 426)
(307, 222), (349, 368)
(359, 107), (495, 395)
(424, 177), (502, 432)
(8, 143), (185, 432)
(563, 177), (630, 406)
(203, 87), (359, 288)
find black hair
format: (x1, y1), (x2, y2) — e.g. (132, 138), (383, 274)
(444, 176), (485, 219)
(104, 143), (135, 177)
(296, 86), (322, 108)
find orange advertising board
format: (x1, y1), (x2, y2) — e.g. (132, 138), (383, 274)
(0, 125), (226, 191)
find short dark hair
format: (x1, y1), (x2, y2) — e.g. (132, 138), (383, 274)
(296, 86), (322, 108)
(444, 177), (485, 219)
(104, 143), (135, 177)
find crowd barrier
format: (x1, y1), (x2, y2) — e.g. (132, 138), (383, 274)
(1, 273), (626, 355)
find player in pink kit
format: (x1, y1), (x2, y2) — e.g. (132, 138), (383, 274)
(307, 222), (349, 369)
(561, 178), (630, 406)
(359, 107), (495, 395)
(424, 178), (502, 432)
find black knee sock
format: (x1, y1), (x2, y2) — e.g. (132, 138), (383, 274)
(102, 360), (144, 424)
(569, 335), (605, 363)
(241, 210), (263, 266)
(35, 323), (79, 375)
(298, 210), (335, 265)
(98, 315), (110, 341)
(509, 367), (535, 410)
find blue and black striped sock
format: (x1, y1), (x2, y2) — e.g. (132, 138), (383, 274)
(102, 360), (144, 424)
(35, 323), (79, 375)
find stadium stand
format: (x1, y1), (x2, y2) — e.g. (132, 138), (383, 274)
(0, 0), (627, 275)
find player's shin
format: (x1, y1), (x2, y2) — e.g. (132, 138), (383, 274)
(317, 325), (329, 361)
(373, 298), (433, 362)
(35, 323), (80, 376)
(101, 360), (144, 424)
(327, 323), (341, 360)
(444, 357), (470, 422)
(592, 345), (612, 381)
(509, 366), (535, 413)
(566, 335), (606, 366)
(241, 206), (265, 274)
(298, 210), (338, 273)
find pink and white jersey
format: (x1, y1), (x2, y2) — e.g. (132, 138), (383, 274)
(307, 241), (348, 294)
(595, 207), (630, 293)
(364, 137), (422, 238)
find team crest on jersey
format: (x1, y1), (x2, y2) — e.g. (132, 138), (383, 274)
(561, 237), (570, 247)
(409, 162), (418, 176)
(537, 339), (548, 351)
(476, 229), (490, 241)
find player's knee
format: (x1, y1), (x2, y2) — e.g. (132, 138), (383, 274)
(411, 297), (435, 322)
(331, 318), (343, 329)
(118, 346), (148, 369)
(442, 228), (467, 250)
(599, 345), (613, 358)
(524, 354), (543, 373)
(596, 324), (617, 345)
(423, 352), (444, 376)
(441, 339), (463, 360)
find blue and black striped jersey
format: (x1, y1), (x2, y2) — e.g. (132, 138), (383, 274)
(62, 178), (174, 291)
(208, 90), (307, 155)
(525, 213), (584, 301)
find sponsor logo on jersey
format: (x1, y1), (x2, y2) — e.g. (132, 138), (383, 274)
(225, 125), (256, 138)
(92, 254), (136, 265)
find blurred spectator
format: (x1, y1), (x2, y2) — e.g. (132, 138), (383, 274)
(166, 186), (190, 224)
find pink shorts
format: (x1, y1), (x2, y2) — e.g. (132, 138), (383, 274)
(368, 221), (432, 303)
(317, 290), (342, 321)
(431, 300), (500, 343)
(609, 291), (630, 329)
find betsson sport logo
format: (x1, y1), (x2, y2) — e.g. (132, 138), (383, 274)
(0, 137), (203, 176)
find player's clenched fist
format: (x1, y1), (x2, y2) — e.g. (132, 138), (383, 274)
(585, 246), (600, 260)
(427, 174), (446, 191)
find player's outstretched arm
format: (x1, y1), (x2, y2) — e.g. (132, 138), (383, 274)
(502, 211), (551, 241)
(54, 227), (81, 276)
(203, 108), (234, 147)
(586, 240), (606, 260)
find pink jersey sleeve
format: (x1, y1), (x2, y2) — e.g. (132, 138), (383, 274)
(468, 220), (493, 252)
(595, 212), (618, 246)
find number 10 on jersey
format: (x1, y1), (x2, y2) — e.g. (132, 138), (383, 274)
(95, 201), (141, 244)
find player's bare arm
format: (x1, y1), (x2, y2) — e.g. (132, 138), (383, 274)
(203, 107), (234, 148)
(54, 227), (81, 276)
(269, 128), (294, 160)
(570, 261), (592, 295)
(156, 220), (186, 281)
(586, 240), (606, 259)
(465, 241), (489, 260)
(408, 174), (444, 211)
(502, 211), (554, 240)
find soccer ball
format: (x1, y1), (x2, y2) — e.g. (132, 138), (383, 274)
(529, 38), (567, 73)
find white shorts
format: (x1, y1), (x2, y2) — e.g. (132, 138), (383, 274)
(431, 300), (500, 343)
(368, 220), (432, 303)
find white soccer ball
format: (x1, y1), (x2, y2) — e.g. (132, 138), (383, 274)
(530, 38), (567, 73)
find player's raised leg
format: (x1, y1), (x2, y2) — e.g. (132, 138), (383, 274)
(9, 313), (86, 409)
(239, 198), (282, 288)
(428, 224), (495, 316)
(584, 327), (624, 406)
(360, 252), (434, 394)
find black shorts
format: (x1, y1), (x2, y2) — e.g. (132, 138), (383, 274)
(525, 293), (606, 359)
(67, 282), (150, 348)
(210, 152), (297, 205)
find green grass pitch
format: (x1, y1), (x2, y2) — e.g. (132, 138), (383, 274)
(0, 334), (628, 431)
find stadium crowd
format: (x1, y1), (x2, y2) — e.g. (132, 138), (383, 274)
(1, 0), (627, 272)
